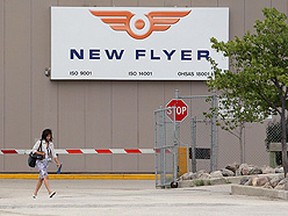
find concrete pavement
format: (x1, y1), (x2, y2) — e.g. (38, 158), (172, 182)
(1, 179), (288, 216)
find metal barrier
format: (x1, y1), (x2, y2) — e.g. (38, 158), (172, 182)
(190, 116), (214, 172)
(175, 90), (217, 173)
(0, 148), (155, 155)
(155, 89), (282, 179)
(154, 106), (179, 188)
(154, 90), (217, 187)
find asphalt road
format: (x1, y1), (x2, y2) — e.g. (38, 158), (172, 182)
(0, 179), (288, 216)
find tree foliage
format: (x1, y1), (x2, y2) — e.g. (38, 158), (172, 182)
(207, 8), (288, 174)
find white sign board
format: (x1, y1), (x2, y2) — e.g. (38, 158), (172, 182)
(51, 7), (229, 80)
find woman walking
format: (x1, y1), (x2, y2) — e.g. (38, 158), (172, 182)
(32, 129), (61, 199)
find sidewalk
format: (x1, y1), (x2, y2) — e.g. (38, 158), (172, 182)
(1, 179), (288, 216)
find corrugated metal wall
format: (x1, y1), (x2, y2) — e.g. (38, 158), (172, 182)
(0, 0), (287, 172)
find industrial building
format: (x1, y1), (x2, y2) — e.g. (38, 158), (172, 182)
(0, 0), (286, 173)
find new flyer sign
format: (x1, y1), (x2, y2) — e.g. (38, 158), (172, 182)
(51, 7), (229, 80)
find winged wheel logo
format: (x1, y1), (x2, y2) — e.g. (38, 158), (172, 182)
(89, 10), (191, 40)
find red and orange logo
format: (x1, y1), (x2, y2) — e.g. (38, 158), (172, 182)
(89, 10), (191, 40)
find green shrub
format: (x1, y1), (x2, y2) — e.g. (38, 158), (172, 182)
(194, 179), (205, 186)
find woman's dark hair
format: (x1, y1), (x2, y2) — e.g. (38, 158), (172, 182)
(41, 129), (53, 141)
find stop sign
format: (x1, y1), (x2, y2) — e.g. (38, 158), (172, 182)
(166, 99), (188, 122)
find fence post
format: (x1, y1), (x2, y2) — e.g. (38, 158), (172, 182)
(174, 89), (181, 177)
(154, 109), (158, 187)
(210, 93), (218, 172)
(159, 108), (166, 186)
(191, 116), (197, 172)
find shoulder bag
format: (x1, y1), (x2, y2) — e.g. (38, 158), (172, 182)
(28, 140), (44, 168)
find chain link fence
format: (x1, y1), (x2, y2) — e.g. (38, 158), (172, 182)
(154, 90), (217, 185)
(155, 89), (281, 183)
(154, 107), (179, 188)
(265, 120), (288, 167)
(176, 93), (217, 173)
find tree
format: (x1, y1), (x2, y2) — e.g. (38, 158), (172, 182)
(208, 8), (288, 176)
(204, 95), (263, 164)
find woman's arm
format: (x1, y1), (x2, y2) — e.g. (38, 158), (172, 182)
(32, 140), (45, 156)
(50, 143), (61, 166)
(54, 157), (61, 167)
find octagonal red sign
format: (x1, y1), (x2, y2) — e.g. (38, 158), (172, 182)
(166, 99), (188, 122)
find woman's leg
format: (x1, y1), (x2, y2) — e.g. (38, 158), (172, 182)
(43, 176), (52, 194)
(43, 176), (56, 198)
(41, 160), (56, 196)
(34, 178), (43, 196)
(34, 160), (45, 196)
(35, 159), (54, 195)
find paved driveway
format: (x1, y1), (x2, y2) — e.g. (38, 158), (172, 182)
(0, 179), (288, 216)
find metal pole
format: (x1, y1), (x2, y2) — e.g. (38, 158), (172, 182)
(243, 126), (246, 163)
(160, 108), (166, 187)
(191, 116), (197, 172)
(172, 107), (178, 183)
(174, 89), (181, 179)
(154, 110), (158, 187)
(210, 93), (218, 172)
(175, 88), (179, 99)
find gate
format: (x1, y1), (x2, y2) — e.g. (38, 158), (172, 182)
(154, 89), (218, 188)
(154, 106), (179, 188)
(175, 90), (218, 173)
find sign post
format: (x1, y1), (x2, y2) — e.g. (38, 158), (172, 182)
(166, 99), (188, 122)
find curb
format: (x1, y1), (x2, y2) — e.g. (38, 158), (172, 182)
(0, 173), (155, 180)
(231, 184), (288, 200)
